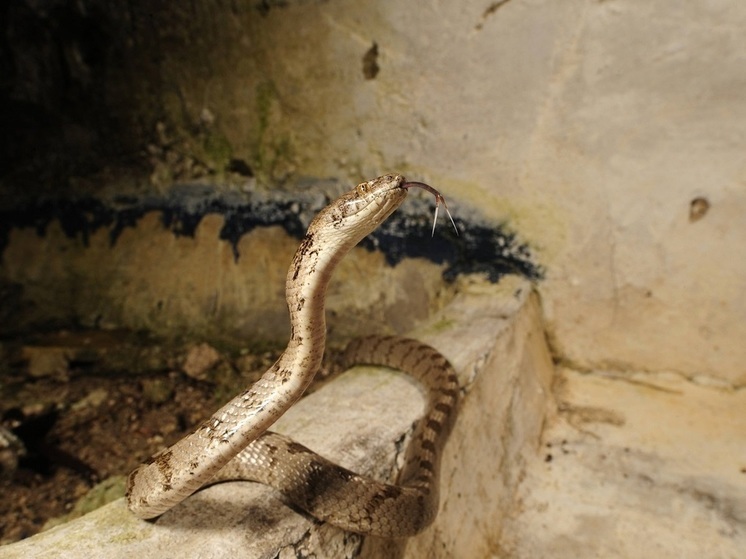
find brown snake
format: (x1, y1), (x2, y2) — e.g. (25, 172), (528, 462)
(126, 174), (460, 537)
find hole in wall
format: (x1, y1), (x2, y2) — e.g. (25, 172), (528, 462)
(689, 197), (710, 222)
(362, 42), (379, 80)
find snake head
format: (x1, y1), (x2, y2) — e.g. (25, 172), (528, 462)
(312, 175), (409, 244)
(312, 174), (457, 243)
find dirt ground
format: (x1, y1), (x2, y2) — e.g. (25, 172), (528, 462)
(0, 328), (340, 545)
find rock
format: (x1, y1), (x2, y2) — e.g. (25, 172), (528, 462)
(181, 343), (222, 381)
(70, 389), (109, 412)
(140, 379), (174, 405)
(0, 427), (25, 481)
(21, 347), (71, 378)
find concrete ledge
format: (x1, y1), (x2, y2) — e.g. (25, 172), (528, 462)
(499, 366), (746, 558)
(0, 276), (554, 559)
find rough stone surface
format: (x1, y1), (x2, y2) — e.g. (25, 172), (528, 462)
(2, 277), (744, 558)
(500, 368), (746, 558)
(0, 277), (554, 558)
(181, 343), (222, 380)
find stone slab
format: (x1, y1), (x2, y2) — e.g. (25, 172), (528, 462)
(1, 276), (553, 558)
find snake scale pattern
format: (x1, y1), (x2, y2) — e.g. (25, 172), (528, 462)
(126, 175), (459, 538)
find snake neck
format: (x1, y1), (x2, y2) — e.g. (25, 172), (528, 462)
(277, 231), (349, 376)
(273, 180), (408, 390)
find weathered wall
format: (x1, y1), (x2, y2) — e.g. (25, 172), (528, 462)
(207, 0), (743, 383)
(2, 0), (744, 383)
(1, 213), (452, 348)
(260, 1), (744, 383)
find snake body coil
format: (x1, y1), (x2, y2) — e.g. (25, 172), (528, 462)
(126, 175), (459, 537)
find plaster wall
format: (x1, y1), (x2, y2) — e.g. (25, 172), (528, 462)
(3, 0), (744, 383)
(219, 0), (745, 383)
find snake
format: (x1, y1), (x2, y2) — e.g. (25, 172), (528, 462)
(125, 174), (460, 538)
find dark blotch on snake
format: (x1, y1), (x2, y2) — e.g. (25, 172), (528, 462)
(364, 485), (404, 521)
(419, 439), (436, 452)
(296, 462), (345, 507)
(285, 441), (311, 456)
(425, 419), (442, 435)
(291, 234), (315, 280)
(154, 451), (174, 478)
(419, 459), (434, 472)
(435, 403), (452, 414)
